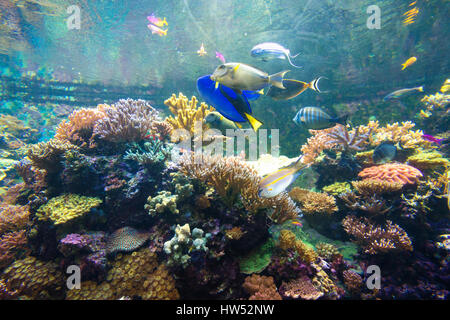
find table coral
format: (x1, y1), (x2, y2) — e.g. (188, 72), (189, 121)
(164, 93), (214, 142)
(93, 99), (160, 143)
(66, 248), (179, 300)
(289, 187), (338, 215)
(242, 274), (282, 300)
(342, 216), (413, 254)
(407, 151), (449, 170)
(1, 256), (64, 299)
(105, 226), (150, 254)
(358, 163), (423, 185)
(36, 194), (102, 225)
(280, 276), (323, 300)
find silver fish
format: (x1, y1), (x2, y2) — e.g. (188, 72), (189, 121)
(383, 86), (424, 101)
(293, 106), (347, 130)
(250, 42), (302, 68)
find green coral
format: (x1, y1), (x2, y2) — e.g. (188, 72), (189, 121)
(144, 191), (179, 216)
(170, 171), (194, 200)
(36, 194), (102, 225)
(124, 139), (172, 168)
(239, 238), (274, 274)
(407, 151), (449, 170)
(322, 182), (352, 196)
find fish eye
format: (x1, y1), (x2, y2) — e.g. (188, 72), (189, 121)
(218, 65), (225, 69)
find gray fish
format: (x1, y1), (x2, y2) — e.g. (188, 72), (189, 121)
(293, 106), (347, 130)
(250, 42), (302, 68)
(383, 86), (423, 101)
(372, 142), (397, 164)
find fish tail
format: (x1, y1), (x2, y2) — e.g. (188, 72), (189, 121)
(418, 86), (424, 92)
(244, 113), (263, 132)
(162, 29), (168, 35)
(286, 54), (303, 69)
(401, 63), (407, 70)
(309, 76), (327, 93)
(269, 70), (290, 89)
(334, 114), (349, 126)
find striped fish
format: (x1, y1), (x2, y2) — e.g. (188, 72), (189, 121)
(258, 157), (307, 198)
(293, 106), (347, 130)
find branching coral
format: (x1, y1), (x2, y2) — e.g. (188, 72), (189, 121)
(36, 194), (102, 225)
(0, 230), (27, 269)
(351, 180), (403, 196)
(289, 187), (338, 215)
(0, 204), (30, 234)
(343, 270), (363, 294)
(124, 138), (172, 167)
(242, 274), (282, 300)
(278, 229), (318, 264)
(340, 193), (391, 217)
(66, 248), (179, 300)
(280, 275), (323, 300)
(300, 126), (339, 165)
(27, 139), (78, 172)
(164, 93), (214, 142)
(177, 153), (300, 223)
(342, 216), (413, 254)
(358, 163), (423, 185)
(93, 99), (160, 143)
(315, 242), (340, 261)
(327, 124), (373, 151)
(105, 227), (150, 254)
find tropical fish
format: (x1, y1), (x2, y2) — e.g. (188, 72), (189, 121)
(267, 77), (324, 101)
(402, 5), (419, 25)
(197, 75), (263, 132)
(258, 157), (307, 198)
(291, 220), (302, 227)
(147, 24), (167, 36)
(215, 51), (226, 63)
(204, 111), (241, 131)
(197, 43), (207, 56)
(422, 134), (446, 145)
(419, 110), (432, 118)
(147, 14), (168, 27)
(401, 57), (417, 70)
(293, 106), (348, 130)
(210, 62), (289, 93)
(373, 142), (397, 164)
(250, 42), (302, 68)
(383, 86), (423, 100)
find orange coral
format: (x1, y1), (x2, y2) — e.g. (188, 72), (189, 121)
(289, 187), (338, 215)
(280, 276), (323, 300)
(0, 204), (30, 234)
(343, 270), (363, 294)
(0, 230), (28, 268)
(242, 274), (282, 300)
(358, 163), (423, 185)
(225, 227), (245, 240)
(300, 127), (338, 165)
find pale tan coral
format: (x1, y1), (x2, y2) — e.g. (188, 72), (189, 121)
(289, 187), (338, 215)
(300, 127), (338, 165)
(164, 93), (214, 142)
(242, 274), (282, 300)
(315, 242), (340, 260)
(0, 204), (30, 234)
(351, 180), (403, 196)
(27, 139), (78, 172)
(225, 227), (245, 240)
(343, 270), (363, 294)
(280, 276), (323, 300)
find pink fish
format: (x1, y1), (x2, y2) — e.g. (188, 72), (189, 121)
(148, 24), (167, 36)
(147, 13), (168, 27)
(422, 134), (445, 145)
(215, 51), (226, 63)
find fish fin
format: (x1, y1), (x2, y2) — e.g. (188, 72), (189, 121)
(334, 114), (348, 126)
(401, 63), (406, 70)
(286, 54), (302, 68)
(235, 122), (243, 129)
(418, 86), (424, 92)
(232, 64), (240, 73)
(269, 70), (290, 89)
(244, 113), (263, 132)
(290, 51), (301, 59)
(257, 89), (264, 95)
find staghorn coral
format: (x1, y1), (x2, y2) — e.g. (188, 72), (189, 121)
(150, 121), (173, 141)
(0, 204), (30, 234)
(27, 139), (78, 172)
(300, 126), (339, 165)
(340, 193), (391, 217)
(358, 163), (423, 185)
(289, 187), (338, 215)
(93, 99), (160, 143)
(278, 229), (318, 264)
(1, 256), (64, 299)
(54, 106), (107, 148)
(322, 182), (352, 196)
(145, 191), (179, 216)
(242, 274), (282, 300)
(351, 180), (403, 196)
(342, 216), (413, 254)
(407, 151), (449, 170)
(178, 153), (300, 223)
(280, 276), (323, 300)
(36, 194), (102, 225)
(66, 248), (179, 300)
(327, 124), (373, 151)
(0, 230), (28, 269)
(105, 227), (150, 254)
(164, 93), (214, 142)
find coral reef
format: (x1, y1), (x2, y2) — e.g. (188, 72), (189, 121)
(315, 242), (340, 261)
(407, 151), (449, 170)
(351, 180), (403, 196)
(327, 124), (373, 151)
(289, 187), (338, 215)
(342, 270), (363, 295)
(27, 139), (79, 172)
(36, 194), (102, 225)
(145, 191), (179, 216)
(124, 138), (172, 168)
(358, 163), (423, 185)
(279, 275), (323, 300)
(278, 229), (318, 264)
(342, 216), (413, 254)
(239, 239), (273, 274)
(322, 182), (351, 196)
(105, 227), (150, 254)
(242, 274), (282, 300)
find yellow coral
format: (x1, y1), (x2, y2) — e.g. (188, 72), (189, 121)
(351, 180), (403, 196)
(36, 194), (102, 225)
(407, 151), (449, 170)
(27, 139), (79, 172)
(278, 229), (317, 263)
(322, 182), (351, 196)
(225, 227), (245, 240)
(164, 93), (214, 142)
(289, 187), (338, 215)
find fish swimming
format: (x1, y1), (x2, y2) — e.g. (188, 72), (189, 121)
(210, 62), (289, 93)
(147, 24), (167, 36)
(401, 57), (417, 70)
(422, 134), (447, 146)
(258, 156), (307, 198)
(197, 43), (207, 56)
(147, 14), (168, 27)
(383, 86), (423, 100)
(373, 142), (397, 164)
(197, 75), (263, 132)
(293, 106), (348, 130)
(250, 42), (302, 68)
(267, 77), (324, 100)
(215, 51), (226, 63)
(204, 111), (241, 131)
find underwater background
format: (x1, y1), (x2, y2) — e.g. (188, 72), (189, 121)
(0, 0), (449, 300)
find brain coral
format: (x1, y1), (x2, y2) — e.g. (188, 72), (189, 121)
(358, 163), (423, 185)
(105, 226), (150, 254)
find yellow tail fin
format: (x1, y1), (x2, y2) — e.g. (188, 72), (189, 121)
(244, 113), (263, 132)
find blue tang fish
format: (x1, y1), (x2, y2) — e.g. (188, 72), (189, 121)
(197, 75), (264, 132)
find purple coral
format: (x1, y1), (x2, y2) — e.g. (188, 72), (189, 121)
(105, 226), (150, 254)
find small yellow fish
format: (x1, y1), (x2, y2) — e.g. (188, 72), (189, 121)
(419, 109), (431, 118)
(197, 43), (207, 56)
(401, 56), (417, 70)
(409, 1), (417, 5)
